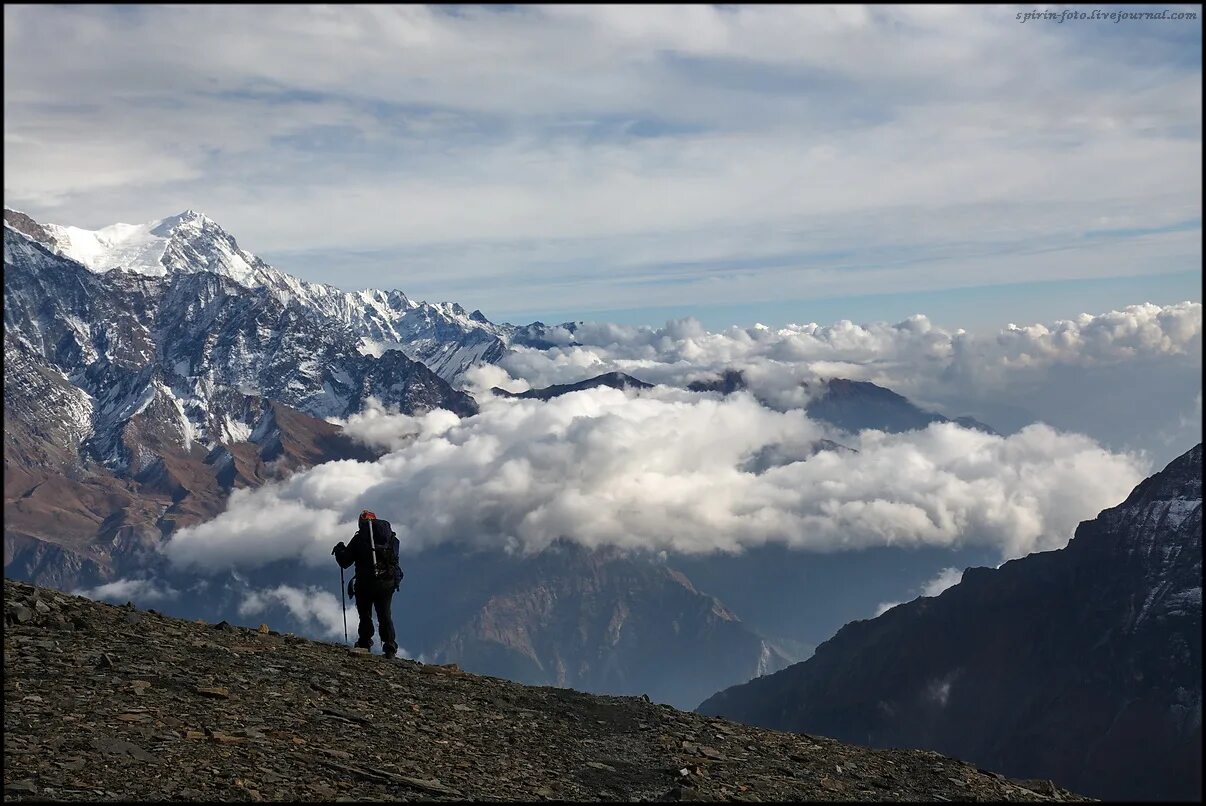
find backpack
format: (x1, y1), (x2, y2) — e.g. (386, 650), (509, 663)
(365, 518), (404, 592)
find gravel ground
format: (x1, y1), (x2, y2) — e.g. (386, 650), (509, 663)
(4, 579), (1089, 802)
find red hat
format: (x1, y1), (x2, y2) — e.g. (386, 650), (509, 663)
(359, 510), (376, 520)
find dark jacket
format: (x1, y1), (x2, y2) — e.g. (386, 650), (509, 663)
(334, 518), (403, 590)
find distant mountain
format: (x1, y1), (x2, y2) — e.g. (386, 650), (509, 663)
(427, 541), (792, 710)
(698, 443), (1203, 801)
(686, 369), (747, 395)
(803, 378), (996, 435)
(492, 371), (653, 400)
(689, 370), (996, 434)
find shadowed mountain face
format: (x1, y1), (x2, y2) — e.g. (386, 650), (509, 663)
(698, 444), (1203, 802)
(669, 542), (1001, 659)
(425, 542), (790, 710)
(802, 378), (996, 435)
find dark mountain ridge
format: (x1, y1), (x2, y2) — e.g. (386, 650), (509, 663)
(491, 371), (653, 400)
(698, 443), (1203, 802)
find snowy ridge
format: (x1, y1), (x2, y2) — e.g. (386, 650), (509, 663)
(1062, 443), (1203, 633)
(4, 219), (477, 477)
(12, 208), (510, 383)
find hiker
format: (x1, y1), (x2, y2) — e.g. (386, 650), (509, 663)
(332, 510), (404, 658)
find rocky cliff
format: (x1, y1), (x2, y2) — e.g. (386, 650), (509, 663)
(3, 578), (1086, 802)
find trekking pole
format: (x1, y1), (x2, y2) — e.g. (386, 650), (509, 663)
(339, 565), (348, 646)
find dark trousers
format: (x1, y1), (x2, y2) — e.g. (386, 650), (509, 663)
(354, 581), (396, 655)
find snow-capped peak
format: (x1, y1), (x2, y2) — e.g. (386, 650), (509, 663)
(43, 216), (173, 276)
(33, 209), (220, 277)
(149, 209), (211, 236)
(37, 209), (281, 289)
(5, 207), (519, 383)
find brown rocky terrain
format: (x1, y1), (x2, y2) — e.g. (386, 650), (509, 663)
(4, 578), (1088, 802)
(4, 393), (380, 592)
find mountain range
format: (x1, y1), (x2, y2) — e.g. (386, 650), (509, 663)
(698, 443), (1203, 801)
(5, 211), (472, 590)
(2, 208), (819, 709)
(423, 541), (791, 709)
(9, 204), (1198, 795)
(3, 206), (987, 592)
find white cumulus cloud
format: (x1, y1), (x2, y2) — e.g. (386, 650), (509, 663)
(74, 577), (179, 605)
(497, 302), (1201, 400)
(919, 566), (964, 598)
(238, 584), (348, 641)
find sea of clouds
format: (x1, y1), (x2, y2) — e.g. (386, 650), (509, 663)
(486, 301), (1202, 410)
(159, 302), (1198, 579)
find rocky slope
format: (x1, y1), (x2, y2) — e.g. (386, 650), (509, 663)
(3, 578), (1087, 802)
(698, 443), (1202, 802)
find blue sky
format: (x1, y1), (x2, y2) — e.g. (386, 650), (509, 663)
(4, 5), (1201, 330)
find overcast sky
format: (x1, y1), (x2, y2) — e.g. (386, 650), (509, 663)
(4, 5), (1201, 328)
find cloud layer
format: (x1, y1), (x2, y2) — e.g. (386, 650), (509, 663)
(494, 301), (1202, 394)
(487, 301), (1202, 458)
(163, 383), (1148, 573)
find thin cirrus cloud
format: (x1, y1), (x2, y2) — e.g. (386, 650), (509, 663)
(3, 5), (1200, 320)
